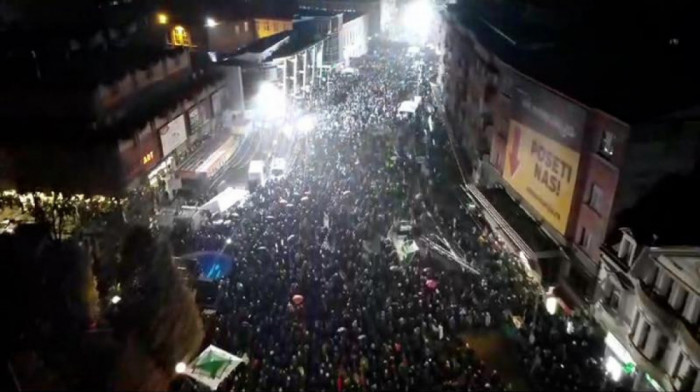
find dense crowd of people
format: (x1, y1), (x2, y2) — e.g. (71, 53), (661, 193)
(170, 41), (612, 392)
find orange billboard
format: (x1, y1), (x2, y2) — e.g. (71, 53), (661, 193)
(503, 120), (580, 234)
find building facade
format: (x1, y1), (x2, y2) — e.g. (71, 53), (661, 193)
(440, 2), (700, 307)
(595, 231), (700, 392)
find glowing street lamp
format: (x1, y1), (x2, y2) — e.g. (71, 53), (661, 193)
(205, 17), (219, 28)
(401, 0), (435, 45)
(175, 362), (187, 374)
(296, 114), (316, 134)
(157, 13), (169, 25)
(255, 82), (286, 120)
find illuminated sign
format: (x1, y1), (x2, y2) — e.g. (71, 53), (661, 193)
(503, 120), (580, 234)
(142, 151), (155, 165)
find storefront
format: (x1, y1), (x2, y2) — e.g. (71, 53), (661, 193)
(178, 135), (239, 187)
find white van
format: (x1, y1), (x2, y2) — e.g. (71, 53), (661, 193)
(270, 158), (287, 180)
(248, 160), (265, 190)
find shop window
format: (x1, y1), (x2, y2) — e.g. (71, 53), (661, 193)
(599, 130), (615, 159)
(588, 184), (604, 214)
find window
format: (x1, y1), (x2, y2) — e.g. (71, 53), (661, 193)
(599, 130), (615, 158)
(244, 21), (249, 32)
(171, 26), (191, 47)
(675, 286), (689, 311)
(638, 322), (651, 350)
(673, 352), (684, 379)
(235, 24), (240, 34)
(631, 311), (641, 335)
(579, 227), (591, 250)
(681, 366), (698, 392)
(588, 184), (604, 214)
(606, 290), (620, 311)
(653, 335), (668, 362)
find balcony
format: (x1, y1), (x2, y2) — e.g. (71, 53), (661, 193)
(635, 281), (678, 334)
(637, 281), (700, 366)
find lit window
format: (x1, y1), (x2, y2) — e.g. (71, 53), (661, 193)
(244, 22), (249, 32)
(235, 25), (240, 34)
(579, 227), (591, 250)
(588, 184), (604, 214)
(157, 13), (168, 25)
(171, 26), (192, 47)
(599, 130), (615, 159)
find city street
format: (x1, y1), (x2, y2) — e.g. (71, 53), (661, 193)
(165, 40), (609, 392)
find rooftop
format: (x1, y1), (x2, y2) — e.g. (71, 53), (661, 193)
(2, 46), (188, 89)
(652, 248), (700, 295)
(451, 0), (700, 122)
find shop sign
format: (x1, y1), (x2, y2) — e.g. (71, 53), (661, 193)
(159, 115), (187, 157)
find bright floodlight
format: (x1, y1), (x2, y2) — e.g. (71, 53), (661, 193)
(157, 13), (169, 25)
(605, 356), (623, 382)
(297, 114), (316, 134)
(205, 17), (219, 28)
(111, 295), (121, 304)
(175, 362), (187, 374)
(545, 296), (558, 315)
(256, 82), (286, 120)
(402, 0), (435, 45)
(226, 238), (232, 245)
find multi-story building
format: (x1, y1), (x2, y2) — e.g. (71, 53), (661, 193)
(0, 43), (238, 196)
(441, 0), (700, 308)
(596, 228), (700, 392)
(222, 10), (368, 104)
(298, 0), (383, 35)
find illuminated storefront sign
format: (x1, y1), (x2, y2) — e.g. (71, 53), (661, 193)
(503, 120), (580, 234)
(142, 151), (155, 165)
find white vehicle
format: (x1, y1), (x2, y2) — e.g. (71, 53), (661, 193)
(248, 160), (266, 190)
(270, 158), (287, 180)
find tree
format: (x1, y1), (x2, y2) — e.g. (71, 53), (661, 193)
(111, 226), (204, 391)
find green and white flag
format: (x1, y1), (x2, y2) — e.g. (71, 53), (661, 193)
(185, 345), (249, 390)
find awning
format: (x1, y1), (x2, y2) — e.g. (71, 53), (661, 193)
(466, 184), (536, 260)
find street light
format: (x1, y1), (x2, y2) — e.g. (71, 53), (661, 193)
(111, 295), (121, 304)
(401, 0), (435, 45)
(205, 17), (219, 28)
(256, 82), (286, 120)
(175, 362), (187, 374)
(157, 13), (169, 25)
(297, 114), (316, 134)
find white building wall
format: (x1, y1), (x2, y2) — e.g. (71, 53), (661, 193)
(595, 244), (700, 391)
